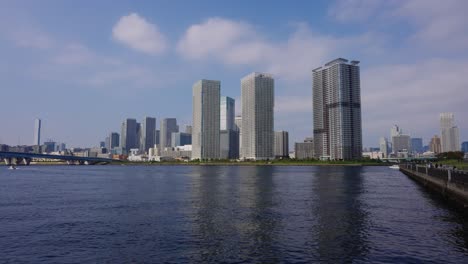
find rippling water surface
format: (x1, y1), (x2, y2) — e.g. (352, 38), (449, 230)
(0, 165), (467, 263)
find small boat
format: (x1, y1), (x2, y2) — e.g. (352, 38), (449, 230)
(8, 165), (17, 170)
(389, 164), (399, 169)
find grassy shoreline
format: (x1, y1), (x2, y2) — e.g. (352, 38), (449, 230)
(1, 161), (389, 167)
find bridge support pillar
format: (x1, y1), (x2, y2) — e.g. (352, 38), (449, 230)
(4, 158), (11, 166)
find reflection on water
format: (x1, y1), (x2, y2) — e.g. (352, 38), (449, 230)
(313, 166), (369, 262)
(0, 165), (467, 263)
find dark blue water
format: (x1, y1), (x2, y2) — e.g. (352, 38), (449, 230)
(0, 165), (467, 263)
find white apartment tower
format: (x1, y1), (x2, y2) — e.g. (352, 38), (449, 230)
(313, 58), (362, 160)
(192, 80), (221, 160)
(241, 72), (274, 160)
(440, 113), (460, 152)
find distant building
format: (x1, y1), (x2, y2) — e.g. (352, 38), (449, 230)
(430, 135), (442, 154)
(121, 118), (138, 154)
(461, 141), (468, 153)
(411, 138), (423, 154)
(140, 117), (156, 153)
(220, 130), (239, 159)
(390, 125), (403, 154)
(220, 96), (235, 131)
(109, 132), (120, 149)
(379, 137), (389, 158)
(185, 125), (192, 134)
(392, 135), (411, 153)
(43, 141), (56, 153)
(34, 118), (41, 145)
(136, 122), (141, 150)
(440, 113), (460, 152)
(241, 72), (274, 160)
(234, 116), (242, 157)
(295, 137), (314, 160)
(160, 118), (179, 149)
(274, 131), (289, 158)
(58, 143), (66, 152)
(154, 130), (160, 146)
(99, 141), (105, 148)
(313, 58), (362, 160)
(192, 79), (221, 160)
(171, 132), (192, 147)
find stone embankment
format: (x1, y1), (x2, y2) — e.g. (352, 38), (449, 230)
(400, 164), (468, 208)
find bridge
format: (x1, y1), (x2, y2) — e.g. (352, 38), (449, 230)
(381, 157), (438, 163)
(0, 151), (118, 166)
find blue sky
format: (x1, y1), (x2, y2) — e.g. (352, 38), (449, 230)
(1, 0), (467, 148)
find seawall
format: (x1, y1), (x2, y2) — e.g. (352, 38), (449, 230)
(400, 164), (468, 208)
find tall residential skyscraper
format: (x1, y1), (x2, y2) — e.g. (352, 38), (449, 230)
(34, 118), (41, 145)
(274, 131), (289, 158)
(241, 72), (274, 160)
(313, 58), (362, 160)
(160, 118), (179, 149)
(440, 113), (460, 152)
(220, 96), (235, 131)
(192, 79), (221, 160)
(121, 118), (137, 154)
(140, 117), (156, 153)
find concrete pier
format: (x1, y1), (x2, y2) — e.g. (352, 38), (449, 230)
(400, 164), (468, 208)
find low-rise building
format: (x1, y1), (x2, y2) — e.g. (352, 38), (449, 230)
(295, 137), (314, 160)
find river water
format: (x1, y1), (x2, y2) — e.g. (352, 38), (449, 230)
(0, 165), (467, 263)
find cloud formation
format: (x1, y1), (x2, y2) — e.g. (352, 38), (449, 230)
(177, 18), (335, 81)
(112, 13), (167, 55)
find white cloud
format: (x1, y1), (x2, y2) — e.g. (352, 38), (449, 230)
(53, 44), (94, 65)
(395, 0), (468, 50)
(329, 0), (468, 51)
(328, 0), (390, 22)
(178, 18), (337, 81)
(112, 13), (167, 55)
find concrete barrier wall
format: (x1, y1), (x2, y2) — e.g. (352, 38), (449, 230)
(400, 164), (468, 208)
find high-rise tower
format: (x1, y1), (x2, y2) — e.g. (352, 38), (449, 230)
(121, 118), (137, 154)
(440, 113), (460, 152)
(160, 118), (179, 149)
(241, 72), (274, 160)
(312, 58), (362, 160)
(34, 118), (41, 145)
(220, 96), (235, 131)
(140, 117), (156, 153)
(192, 79), (221, 160)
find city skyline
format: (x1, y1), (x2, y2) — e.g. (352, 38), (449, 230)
(0, 1), (467, 148)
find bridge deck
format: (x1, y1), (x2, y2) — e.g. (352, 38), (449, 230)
(0, 151), (117, 163)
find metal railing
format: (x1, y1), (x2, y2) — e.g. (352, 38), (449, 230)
(401, 163), (468, 186)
